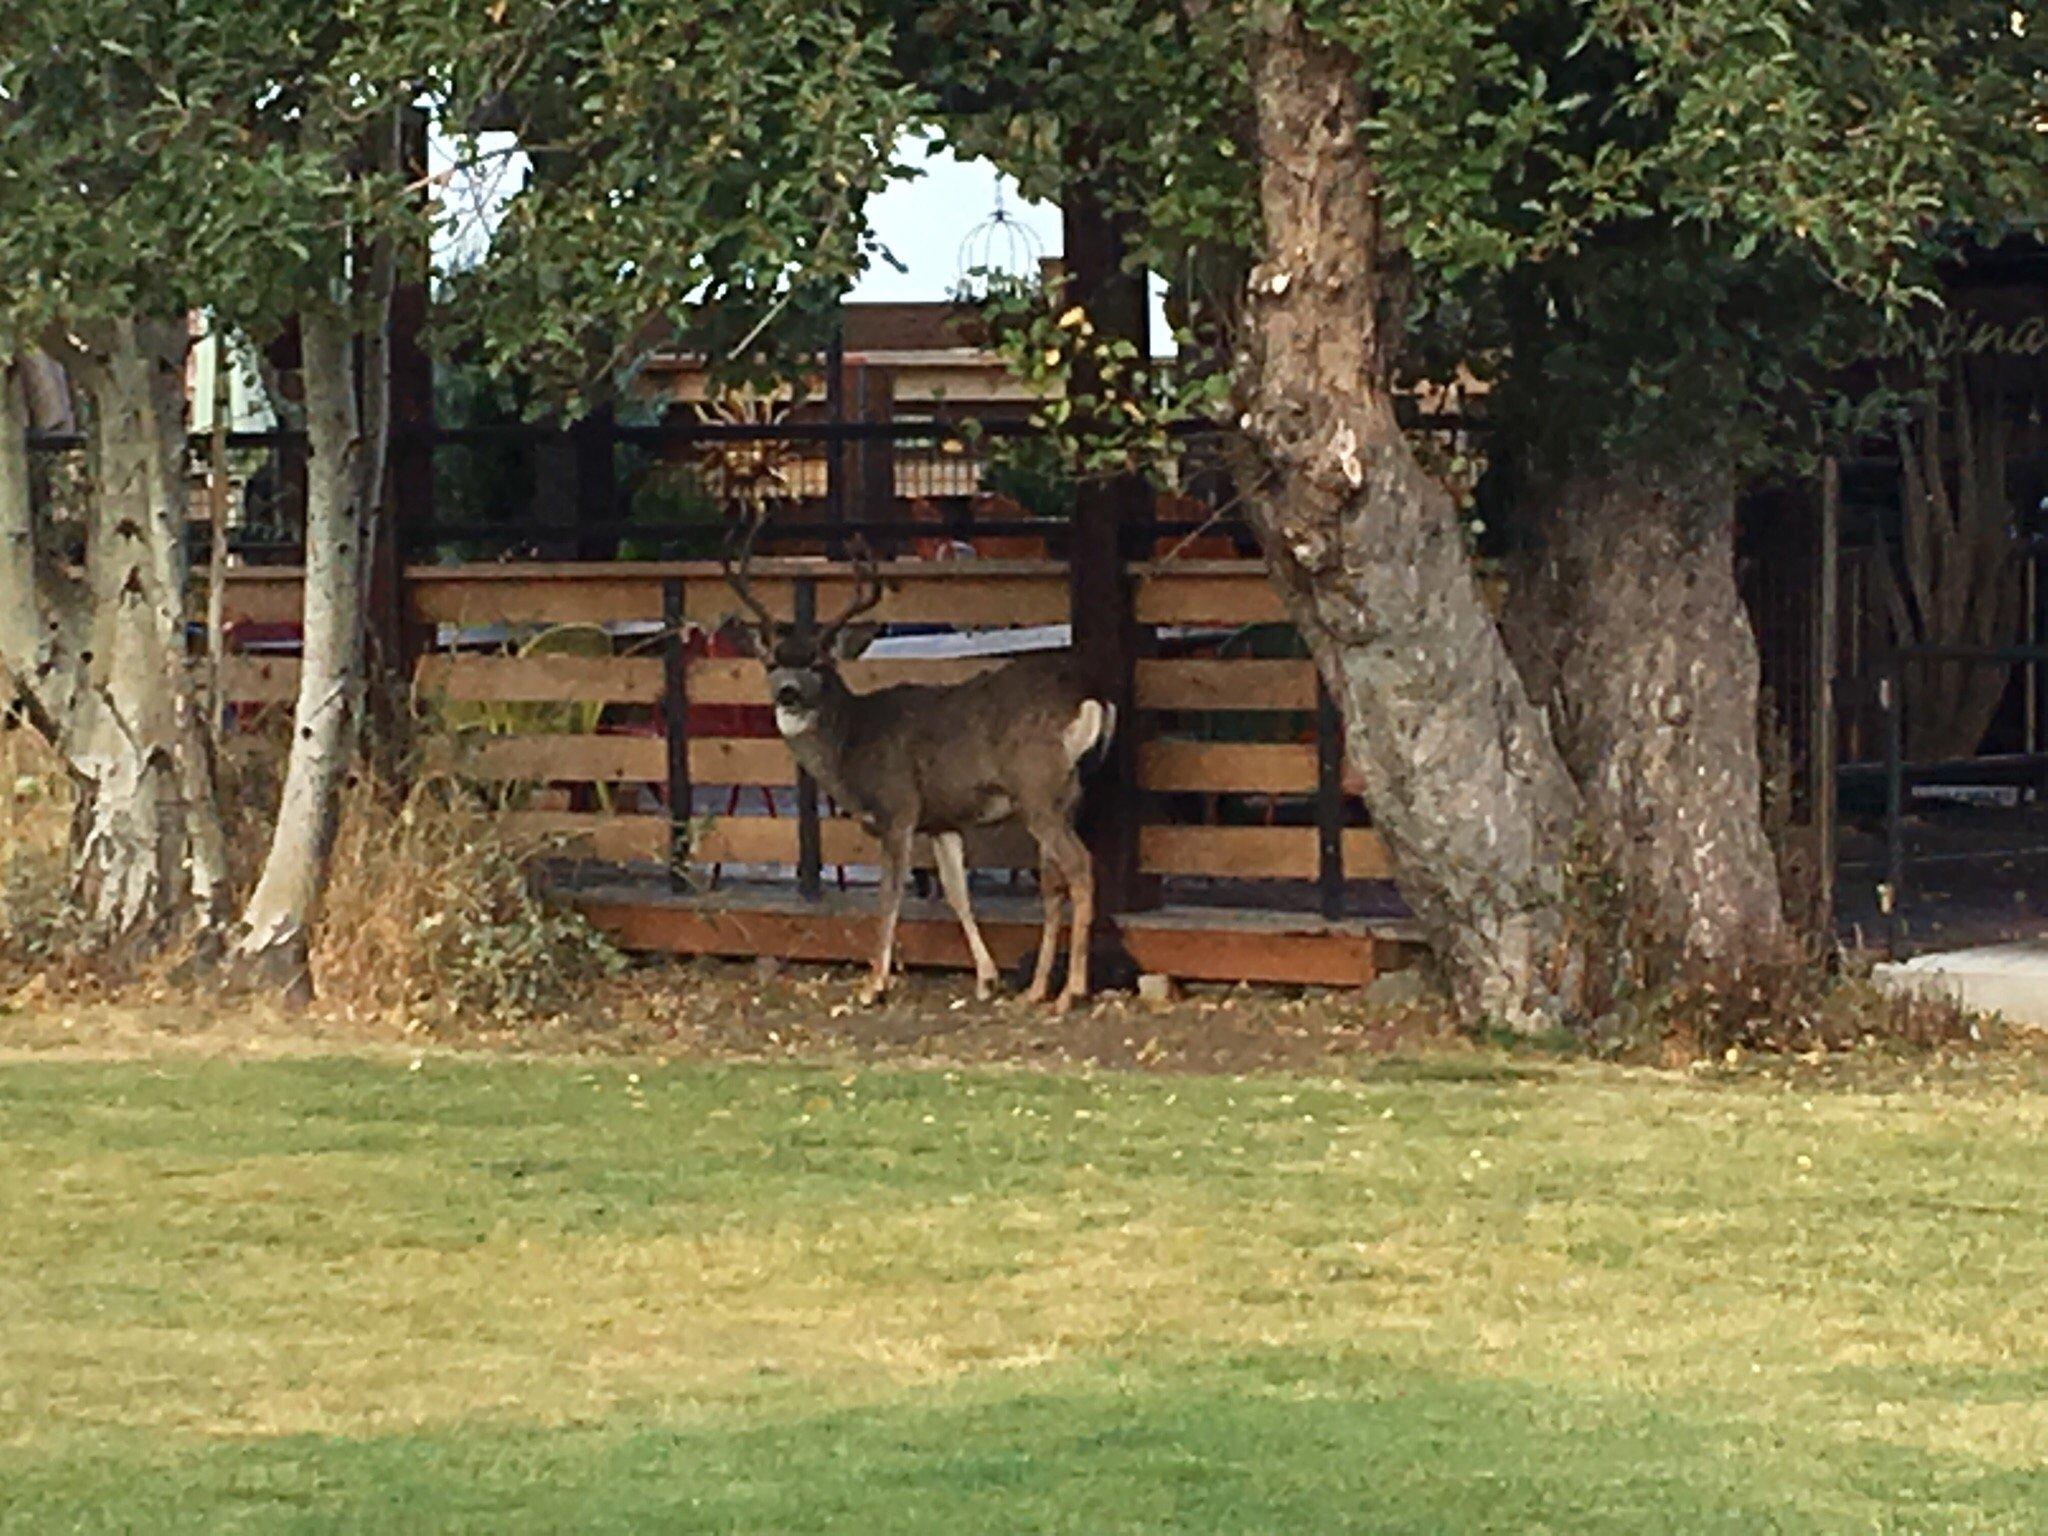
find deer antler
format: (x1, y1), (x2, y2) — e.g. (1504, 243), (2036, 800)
(815, 537), (885, 655)
(719, 514), (779, 638)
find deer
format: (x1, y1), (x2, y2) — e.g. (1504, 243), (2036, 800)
(721, 526), (1116, 1012)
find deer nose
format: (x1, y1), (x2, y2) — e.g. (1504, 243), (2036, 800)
(774, 683), (803, 709)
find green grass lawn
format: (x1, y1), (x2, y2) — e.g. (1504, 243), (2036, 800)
(5, 1041), (2048, 1531)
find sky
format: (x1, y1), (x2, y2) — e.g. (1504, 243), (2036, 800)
(849, 135), (1059, 302)
(433, 130), (1171, 350)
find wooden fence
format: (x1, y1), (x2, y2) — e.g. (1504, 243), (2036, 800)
(219, 558), (1391, 905)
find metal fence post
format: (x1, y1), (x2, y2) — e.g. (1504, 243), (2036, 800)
(794, 575), (823, 901)
(1315, 680), (1345, 920)
(1881, 656), (1905, 958)
(662, 578), (690, 894)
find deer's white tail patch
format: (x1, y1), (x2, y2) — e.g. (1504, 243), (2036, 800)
(1063, 699), (1117, 768)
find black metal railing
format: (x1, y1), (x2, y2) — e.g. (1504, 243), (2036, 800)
(24, 406), (1479, 566)
(1874, 643), (2048, 956)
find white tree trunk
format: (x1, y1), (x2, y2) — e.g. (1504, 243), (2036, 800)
(57, 320), (231, 954)
(229, 308), (377, 992)
(0, 357), (40, 699)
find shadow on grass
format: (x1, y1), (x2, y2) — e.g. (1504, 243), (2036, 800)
(6, 1350), (2041, 1535)
(1355, 1053), (1560, 1085)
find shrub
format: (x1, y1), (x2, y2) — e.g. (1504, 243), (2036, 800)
(309, 766), (626, 1033)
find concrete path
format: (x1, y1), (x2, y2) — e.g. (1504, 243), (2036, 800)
(1872, 942), (2048, 1028)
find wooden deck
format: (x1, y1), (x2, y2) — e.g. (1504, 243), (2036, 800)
(221, 557), (1430, 989)
(564, 877), (1424, 988)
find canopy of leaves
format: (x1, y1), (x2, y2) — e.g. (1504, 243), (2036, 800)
(0, 0), (450, 350)
(888, 0), (2046, 467)
(439, 0), (920, 407)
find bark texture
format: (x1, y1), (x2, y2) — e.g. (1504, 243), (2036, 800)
(0, 359), (40, 697)
(57, 321), (230, 953)
(1512, 460), (1787, 964)
(1233, 8), (1585, 1030)
(230, 307), (380, 992)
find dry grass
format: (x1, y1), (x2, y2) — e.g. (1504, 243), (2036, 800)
(307, 768), (625, 1033)
(0, 723), (77, 987)
(2, 721), (624, 1030)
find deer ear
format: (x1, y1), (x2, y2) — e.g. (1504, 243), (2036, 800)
(831, 623), (878, 661)
(717, 616), (770, 659)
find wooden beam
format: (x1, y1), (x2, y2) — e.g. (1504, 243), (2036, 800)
(501, 811), (1039, 870)
(684, 571), (1068, 629)
(439, 733), (791, 785)
(687, 654), (1007, 705)
(411, 574), (665, 627)
(1064, 138), (1155, 917)
(1133, 571), (1287, 626)
(571, 894), (1397, 987)
(221, 570), (307, 625)
(220, 655), (300, 704)
(373, 103), (434, 751)
(413, 654), (663, 703)
(1138, 739), (1318, 793)
(1138, 824), (1392, 879)
(1135, 658), (1318, 711)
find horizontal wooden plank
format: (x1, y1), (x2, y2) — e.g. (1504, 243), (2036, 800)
(1133, 570), (1287, 626)
(1135, 658), (1317, 712)
(220, 571), (304, 625)
(501, 812), (1039, 870)
(220, 655), (299, 704)
(502, 811), (669, 863)
(573, 897), (1394, 987)
(446, 734), (667, 783)
(682, 572), (1066, 629)
(1139, 740), (1318, 794)
(703, 817), (1040, 870)
(230, 560), (1304, 632)
(1139, 824), (1392, 879)
(414, 654), (664, 703)
(691, 738), (796, 784)
(687, 654), (1016, 707)
(409, 574), (1066, 631)
(411, 575), (664, 627)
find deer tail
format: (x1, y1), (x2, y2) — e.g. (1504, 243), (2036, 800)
(1063, 698), (1117, 772)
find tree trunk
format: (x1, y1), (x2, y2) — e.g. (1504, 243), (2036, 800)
(0, 357), (40, 701)
(1233, 8), (1585, 1031)
(60, 320), (231, 955)
(1514, 460), (1788, 967)
(230, 308), (378, 994)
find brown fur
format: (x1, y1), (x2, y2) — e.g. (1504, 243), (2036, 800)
(725, 535), (1111, 1008)
(770, 647), (1112, 1010)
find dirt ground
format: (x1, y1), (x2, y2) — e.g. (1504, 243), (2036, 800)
(0, 957), (1466, 1076)
(599, 958), (1467, 1074)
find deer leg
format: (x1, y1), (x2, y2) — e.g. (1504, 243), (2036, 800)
(1047, 825), (1095, 1014)
(933, 832), (999, 1000)
(861, 825), (913, 1006)
(1023, 854), (1066, 1005)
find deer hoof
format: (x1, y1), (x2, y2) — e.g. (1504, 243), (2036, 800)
(1050, 991), (1083, 1016)
(975, 975), (998, 1002)
(858, 979), (890, 1007)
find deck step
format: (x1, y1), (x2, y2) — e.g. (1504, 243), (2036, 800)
(560, 879), (1421, 988)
